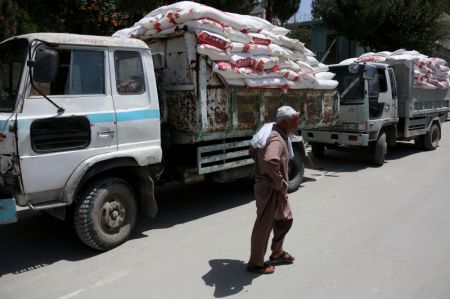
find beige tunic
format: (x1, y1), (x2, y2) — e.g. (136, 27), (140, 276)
(253, 125), (292, 220)
(249, 125), (293, 266)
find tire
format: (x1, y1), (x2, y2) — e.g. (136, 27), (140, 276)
(288, 149), (305, 193)
(423, 123), (440, 151)
(373, 132), (387, 166)
(74, 177), (137, 250)
(414, 135), (424, 149)
(311, 142), (325, 158)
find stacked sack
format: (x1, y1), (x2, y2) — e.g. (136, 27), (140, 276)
(113, 1), (338, 91)
(356, 49), (450, 90)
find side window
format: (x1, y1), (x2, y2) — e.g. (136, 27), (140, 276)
(388, 68), (397, 98)
(31, 49), (105, 96)
(114, 51), (145, 95)
(30, 116), (91, 153)
(377, 69), (388, 92)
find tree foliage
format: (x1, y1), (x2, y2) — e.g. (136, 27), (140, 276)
(287, 26), (312, 48)
(1, 0), (258, 40)
(272, 0), (301, 25)
(199, 0), (252, 14)
(313, 0), (450, 54)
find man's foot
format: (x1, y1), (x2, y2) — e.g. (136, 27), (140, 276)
(269, 251), (295, 265)
(246, 262), (275, 274)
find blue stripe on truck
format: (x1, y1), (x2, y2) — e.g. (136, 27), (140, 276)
(88, 109), (160, 123)
(5, 109), (161, 130)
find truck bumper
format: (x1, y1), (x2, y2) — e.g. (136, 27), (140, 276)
(303, 130), (370, 147)
(0, 198), (17, 224)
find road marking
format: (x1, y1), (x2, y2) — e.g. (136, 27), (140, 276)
(94, 271), (129, 287)
(56, 289), (85, 299)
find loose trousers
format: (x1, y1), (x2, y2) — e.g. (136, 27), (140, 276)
(249, 181), (293, 266)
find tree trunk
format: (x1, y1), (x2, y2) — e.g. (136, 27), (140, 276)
(266, 0), (273, 23)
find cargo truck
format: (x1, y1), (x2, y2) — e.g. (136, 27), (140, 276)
(0, 32), (338, 249)
(303, 60), (450, 165)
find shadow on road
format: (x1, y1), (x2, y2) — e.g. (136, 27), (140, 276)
(132, 180), (254, 235)
(0, 180), (255, 277)
(305, 141), (424, 175)
(0, 209), (99, 277)
(202, 259), (261, 298)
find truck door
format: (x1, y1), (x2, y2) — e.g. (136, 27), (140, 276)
(110, 49), (161, 153)
(388, 68), (398, 119)
(17, 47), (117, 198)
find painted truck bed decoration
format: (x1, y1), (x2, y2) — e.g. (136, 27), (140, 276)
(346, 49), (450, 90)
(113, 1), (338, 92)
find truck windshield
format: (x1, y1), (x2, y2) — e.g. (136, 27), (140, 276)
(330, 65), (364, 105)
(0, 39), (28, 112)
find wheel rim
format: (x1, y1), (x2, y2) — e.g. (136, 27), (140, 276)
(431, 126), (439, 147)
(100, 196), (127, 233)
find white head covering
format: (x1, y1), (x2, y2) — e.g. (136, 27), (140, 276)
(276, 106), (299, 122)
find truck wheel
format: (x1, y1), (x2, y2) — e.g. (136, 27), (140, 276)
(288, 149), (304, 193)
(423, 123), (440, 150)
(74, 177), (137, 250)
(373, 133), (387, 166)
(414, 136), (424, 149)
(311, 142), (325, 158)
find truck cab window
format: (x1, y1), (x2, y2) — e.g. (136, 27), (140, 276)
(114, 51), (145, 94)
(31, 49), (105, 96)
(368, 69), (388, 119)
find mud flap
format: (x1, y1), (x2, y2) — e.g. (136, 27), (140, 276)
(0, 198), (17, 224)
(136, 169), (158, 218)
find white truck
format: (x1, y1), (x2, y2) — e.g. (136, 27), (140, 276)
(303, 60), (450, 165)
(0, 32), (338, 250)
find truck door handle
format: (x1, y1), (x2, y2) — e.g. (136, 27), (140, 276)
(97, 129), (115, 137)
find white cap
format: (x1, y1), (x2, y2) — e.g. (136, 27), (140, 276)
(276, 105), (299, 122)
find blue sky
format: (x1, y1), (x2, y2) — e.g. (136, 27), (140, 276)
(288, 0), (313, 23)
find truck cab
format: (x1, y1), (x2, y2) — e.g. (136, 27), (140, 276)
(303, 60), (449, 165)
(0, 33), (162, 249)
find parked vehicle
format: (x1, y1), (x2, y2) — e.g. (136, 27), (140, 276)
(0, 32), (338, 249)
(303, 60), (450, 165)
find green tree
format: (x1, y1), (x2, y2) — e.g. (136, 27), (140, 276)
(313, 0), (450, 54)
(312, 0), (388, 48)
(199, 0), (253, 14)
(0, 0), (17, 40)
(287, 26), (312, 48)
(370, 0), (450, 53)
(273, 0), (301, 25)
(59, 0), (130, 35)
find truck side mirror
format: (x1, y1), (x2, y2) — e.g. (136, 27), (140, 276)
(30, 46), (59, 83)
(152, 52), (165, 69)
(348, 62), (360, 74)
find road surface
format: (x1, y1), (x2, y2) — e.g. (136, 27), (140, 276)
(1, 122), (450, 299)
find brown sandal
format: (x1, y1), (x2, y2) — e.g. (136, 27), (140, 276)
(247, 262), (275, 274)
(269, 251), (295, 265)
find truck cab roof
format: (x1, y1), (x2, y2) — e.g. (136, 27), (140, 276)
(3, 32), (149, 50)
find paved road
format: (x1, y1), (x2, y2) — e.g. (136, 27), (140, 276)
(1, 122), (450, 299)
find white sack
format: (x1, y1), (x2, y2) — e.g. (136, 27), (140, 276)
(315, 72), (336, 80)
(197, 31), (231, 50)
(245, 77), (294, 89)
(224, 27), (252, 44)
(197, 44), (230, 61)
(315, 79), (339, 90)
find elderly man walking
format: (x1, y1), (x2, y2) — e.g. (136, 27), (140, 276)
(247, 106), (300, 274)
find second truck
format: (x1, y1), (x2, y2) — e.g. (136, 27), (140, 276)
(303, 59), (450, 165)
